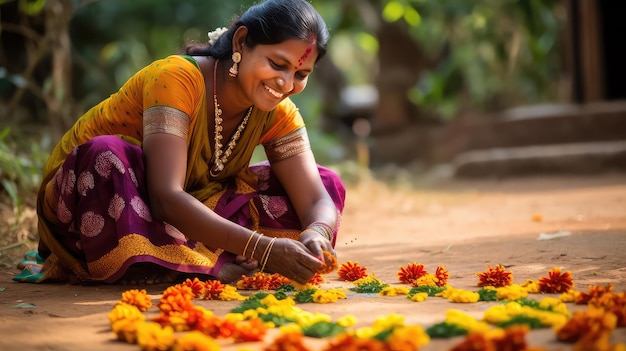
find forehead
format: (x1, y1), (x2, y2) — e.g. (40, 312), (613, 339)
(256, 38), (319, 68)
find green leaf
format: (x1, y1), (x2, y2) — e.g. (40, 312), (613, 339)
(302, 321), (345, 338)
(426, 322), (468, 338)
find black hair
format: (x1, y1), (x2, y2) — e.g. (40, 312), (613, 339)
(186, 0), (329, 62)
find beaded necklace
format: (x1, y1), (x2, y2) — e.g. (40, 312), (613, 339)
(210, 59), (253, 178)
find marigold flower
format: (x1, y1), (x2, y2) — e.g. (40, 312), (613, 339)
(307, 273), (324, 287)
(111, 318), (142, 344)
(379, 286), (410, 297)
(556, 307), (617, 349)
(312, 289), (346, 304)
(219, 285), (246, 301)
(476, 264), (513, 288)
(337, 261), (368, 281)
(109, 302), (145, 325)
(336, 314), (358, 328)
(265, 331), (310, 351)
(202, 280), (225, 300)
(445, 309), (491, 333)
(447, 289), (480, 303)
(496, 284), (528, 301)
(435, 265), (449, 287)
(136, 321), (175, 351)
(173, 331), (220, 351)
(233, 318), (267, 342)
(120, 289), (153, 312)
(318, 250), (338, 274)
(397, 262), (428, 285)
(323, 334), (385, 351)
(560, 290), (580, 303)
(158, 285), (195, 314)
(538, 267), (574, 293)
(520, 279), (540, 293)
(409, 292), (428, 302)
(181, 278), (206, 298)
(387, 325), (430, 349)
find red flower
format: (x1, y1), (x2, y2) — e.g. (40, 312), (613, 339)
(181, 277), (205, 298)
(538, 267), (574, 293)
(435, 266), (449, 287)
(398, 263), (428, 285)
(307, 273), (325, 287)
(323, 334), (386, 351)
(476, 264), (513, 288)
(338, 261), (368, 282)
(265, 332), (310, 351)
(202, 280), (226, 300)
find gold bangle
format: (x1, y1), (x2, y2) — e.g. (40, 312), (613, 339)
(249, 232), (264, 260)
(260, 237), (277, 273)
(304, 222), (334, 241)
(242, 230), (257, 257)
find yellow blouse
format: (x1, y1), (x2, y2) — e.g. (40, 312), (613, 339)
(42, 55), (306, 202)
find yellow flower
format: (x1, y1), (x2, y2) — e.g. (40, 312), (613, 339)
(409, 292), (428, 302)
(120, 289), (153, 312)
(337, 314), (358, 328)
(219, 285), (246, 301)
(224, 313), (245, 322)
(378, 286), (410, 296)
(446, 309), (491, 333)
(496, 284), (528, 300)
(111, 319), (142, 344)
(539, 297), (571, 317)
(109, 302), (145, 325)
(520, 279), (540, 293)
(415, 274), (438, 287)
(136, 321), (175, 351)
(387, 325), (430, 349)
(312, 289), (346, 303)
(436, 285), (456, 298)
(174, 331), (220, 351)
(371, 313), (406, 332)
(447, 289), (480, 303)
(559, 289), (580, 303)
(278, 323), (303, 334)
(483, 305), (510, 324)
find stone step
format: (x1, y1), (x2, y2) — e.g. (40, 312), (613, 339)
(452, 140), (626, 177)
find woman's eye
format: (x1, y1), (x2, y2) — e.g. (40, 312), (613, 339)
(269, 60), (284, 70)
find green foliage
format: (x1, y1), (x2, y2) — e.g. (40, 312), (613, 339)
(408, 285), (447, 297)
(294, 288), (318, 303)
(302, 321), (346, 338)
(0, 127), (47, 225)
(477, 287), (499, 301)
(426, 321), (468, 338)
(497, 315), (543, 329)
(349, 279), (389, 294)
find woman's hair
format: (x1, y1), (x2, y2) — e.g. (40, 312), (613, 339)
(186, 0), (329, 62)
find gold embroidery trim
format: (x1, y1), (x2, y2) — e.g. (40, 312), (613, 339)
(143, 106), (190, 139)
(264, 127), (311, 163)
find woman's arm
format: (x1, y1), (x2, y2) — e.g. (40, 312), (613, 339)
(270, 149), (338, 259)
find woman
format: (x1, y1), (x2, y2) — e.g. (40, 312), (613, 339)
(18, 0), (345, 285)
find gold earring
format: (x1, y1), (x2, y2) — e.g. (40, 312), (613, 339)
(229, 52), (241, 78)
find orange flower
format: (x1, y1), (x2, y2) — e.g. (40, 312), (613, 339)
(307, 273), (325, 287)
(158, 285), (195, 314)
(181, 277), (206, 298)
(264, 331), (310, 351)
(233, 318), (267, 342)
(398, 263), (428, 285)
(338, 261), (368, 282)
(538, 267), (574, 294)
(196, 315), (237, 339)
(476, 264), (513, 288)
(556, 307), (617, 349)
(174, 331), (220, 351)
(318, 250), (339, 274)
(451, 326), (531, 351)
(237, 272), (274, 290)
(323, 334), (386, 351)
(269, 273), (292, 289)
(120, 289), (153, 312)
(435, 266), (449, 287)
(202, 280), (226, 300)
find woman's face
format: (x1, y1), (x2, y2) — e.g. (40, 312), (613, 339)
(237, 38), (319, 111)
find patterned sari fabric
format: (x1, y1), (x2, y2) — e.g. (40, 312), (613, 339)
(18, 55), (346, 284)
(31, 136), (345, 284)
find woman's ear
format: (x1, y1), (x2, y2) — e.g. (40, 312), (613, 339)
(232, 26), (249, 53)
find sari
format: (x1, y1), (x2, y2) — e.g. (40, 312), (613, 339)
(16, 55), (345, 284)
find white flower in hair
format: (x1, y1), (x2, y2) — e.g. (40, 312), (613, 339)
(208, 27), (228, 46)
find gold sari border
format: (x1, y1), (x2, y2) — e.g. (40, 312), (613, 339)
(143, 106), (190, 139)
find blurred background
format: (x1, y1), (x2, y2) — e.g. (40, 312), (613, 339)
(1, 0), (626, 258)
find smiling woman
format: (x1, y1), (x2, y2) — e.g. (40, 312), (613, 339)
(19, 0), (345, 287)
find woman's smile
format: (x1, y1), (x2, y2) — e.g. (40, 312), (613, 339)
(263, 83), (284, 99)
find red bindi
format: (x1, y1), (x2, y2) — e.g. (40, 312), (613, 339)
(297, 36), (317, 68)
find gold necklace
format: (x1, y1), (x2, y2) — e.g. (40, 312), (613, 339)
(210, 59), (253, 178)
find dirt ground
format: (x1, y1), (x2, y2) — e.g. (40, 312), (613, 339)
(0, 173), (625, 350)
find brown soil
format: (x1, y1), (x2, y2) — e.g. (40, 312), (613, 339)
(0, 173), (625, 350)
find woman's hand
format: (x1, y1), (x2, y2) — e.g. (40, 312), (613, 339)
(260, 238), (324, 284)
(298, 229), (335, 265)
